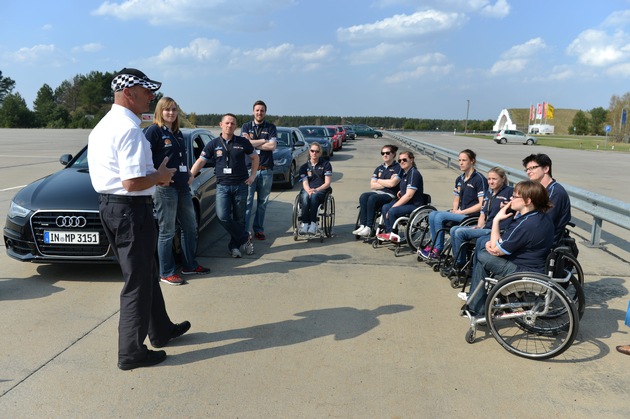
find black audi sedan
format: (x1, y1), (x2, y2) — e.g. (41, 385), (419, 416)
(3, 128), (217, 263)
(272, 126), (309, 189)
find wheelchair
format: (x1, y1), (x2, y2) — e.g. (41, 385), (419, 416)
(416, 214), (479, 271)
(370, 194), (435, 257)
(292, 189), (335, 242)
(461, 271), (580, 360)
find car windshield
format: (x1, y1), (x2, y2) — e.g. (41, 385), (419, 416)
(300, 127), (327, 137)
(69, 147), (89, 169)
(276, 131), (290, 147)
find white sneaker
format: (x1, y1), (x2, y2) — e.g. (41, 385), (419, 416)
(308, 222), (317, 235)
(357, 226), (371, 237)
(230, 248), (242, 258)
(299, 223), (308, 234)
(352, 225), (365, 235)
(240, 233), (254, 255)
(457, 292), (468, 301)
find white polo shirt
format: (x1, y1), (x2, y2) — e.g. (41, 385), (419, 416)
(87, 104), (156, 196)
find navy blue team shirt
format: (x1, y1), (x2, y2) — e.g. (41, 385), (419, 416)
(200, 134), (255, 185)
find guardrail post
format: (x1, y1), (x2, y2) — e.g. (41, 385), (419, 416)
(585, 216), (605, 248)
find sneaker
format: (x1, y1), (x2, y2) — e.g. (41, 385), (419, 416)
(230, 248), (242, 258)
(160, 274), (185, 286)
(457, 292), (469, 301)
(389, 232), (400, 243)
(308, 222), (317, 235)
(352, 225), (365, 235)
(254, 232), (266, 240)
(419, 247), (439, 260)
(240, 233), (254, 255)
(300, 223), (309, 234)
(181, 265), (211, 275)
(357, 226), (371, 237)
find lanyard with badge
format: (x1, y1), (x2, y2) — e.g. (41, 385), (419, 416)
(174, 131), (187, 173)
(222, 137), (233, 174)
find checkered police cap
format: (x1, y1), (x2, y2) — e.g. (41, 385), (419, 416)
(111, 68), (162, 92)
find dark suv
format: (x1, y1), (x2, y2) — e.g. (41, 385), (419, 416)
(353, 124), (383, 138)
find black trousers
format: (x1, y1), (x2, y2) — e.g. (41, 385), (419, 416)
(99, 199), (173, 363)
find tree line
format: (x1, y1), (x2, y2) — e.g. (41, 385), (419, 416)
(0, 68), (628, 137)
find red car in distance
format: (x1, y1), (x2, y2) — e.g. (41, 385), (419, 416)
(324, 125), (343, 150)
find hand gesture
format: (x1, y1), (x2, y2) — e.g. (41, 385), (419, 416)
(156, 157), (176, 186)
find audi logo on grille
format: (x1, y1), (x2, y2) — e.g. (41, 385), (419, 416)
(56, 216), (87, 228)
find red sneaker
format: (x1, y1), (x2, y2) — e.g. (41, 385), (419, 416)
(181, 265), (211, 275)
(160, 274), (185, 285)
(254, 232), (266, 240)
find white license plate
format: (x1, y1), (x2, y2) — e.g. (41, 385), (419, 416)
(43, 231), (100, 244)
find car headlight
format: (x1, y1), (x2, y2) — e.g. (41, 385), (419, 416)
(274, 158), (288, 166)
(8, 201), (31, 219)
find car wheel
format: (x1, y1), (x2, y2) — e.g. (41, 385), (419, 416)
(285, 162), (296, 189)
(526, 139), (534, 145)
(500, 138), (507, 144)
(373, 134), (379, 139)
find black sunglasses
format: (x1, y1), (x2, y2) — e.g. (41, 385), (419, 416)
(398, 158), (409, 163)
(310, 149), (320, 153)
(381, 151), (392, 155)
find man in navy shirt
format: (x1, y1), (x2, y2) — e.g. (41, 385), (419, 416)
(522, 153), (571, 245)
(242, 100), (277, 241)
(191, 113), (259, 258)
(465, 180), (554, 316)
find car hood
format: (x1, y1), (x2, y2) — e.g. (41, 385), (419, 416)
(304, 137), (329, 144)
(13, 168), (99, 211)
(273, 147), (292, 160)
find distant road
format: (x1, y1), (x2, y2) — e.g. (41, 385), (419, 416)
(391, 131), (629, 202)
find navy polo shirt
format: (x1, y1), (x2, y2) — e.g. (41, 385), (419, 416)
(200, 134), (255, 185)
(496, 210), (554, 272)
(372, 162), (401, 196)
(454, 170), (487, 211)
(299, 159), (332, 189)
(241, 121), (277, 169)
(546, 179), (571, 243)
(399, 166), (425, 206)
(145, 124), (189, 188)
(481, 184), (513, 229)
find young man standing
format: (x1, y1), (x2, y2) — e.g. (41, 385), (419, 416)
(191, 113), (259, 257)
(522, 153), (571, 245)
(241, 100), (277, 240)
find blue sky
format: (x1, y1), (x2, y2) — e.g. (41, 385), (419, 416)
(2, 0), (630, 120)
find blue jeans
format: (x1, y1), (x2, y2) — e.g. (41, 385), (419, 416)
(154, 186), (199, 277)
(246, 169), (273, 233)
(467, 238), (518, 315)
(381, 202), (416, 233)
(300, 189), (327, 224)
(449, 226), (490, 267)
(358, 192), (393, 228)
(216, 183), (249, 250)
(427, 211), (467, 251)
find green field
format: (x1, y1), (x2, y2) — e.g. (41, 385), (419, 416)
(467, 133), (630, 152)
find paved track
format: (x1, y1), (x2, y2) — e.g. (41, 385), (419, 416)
(0, 129), (629, 418)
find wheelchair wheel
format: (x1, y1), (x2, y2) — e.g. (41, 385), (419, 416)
(547, 252), (585, 319)
(485, 273), (578, 360)
(405, 206), (435, 252)
(322, 194), (335, 238)
(292, 193), (300, 240)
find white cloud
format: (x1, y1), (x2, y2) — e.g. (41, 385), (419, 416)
(349, 42), (412, 65)
(337, 10), (467, 43)
(490, 37), (546, 75)
(243, 43), (294, 62)
(8, 44), (56, 63)
(92, 0), (296, 28)
(152, 38), (231, 64)
(479, 0), (510, 19)
(566, 29), (628, 67)
(72, 43), (104, 53)
(384, 53), (452, 83)
(42, 24), (53, 31)
(606, 62), (630, 77)
(602, 10), (630, 27)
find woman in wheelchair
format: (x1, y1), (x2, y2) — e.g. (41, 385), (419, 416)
(298, 142), (333, 235)
(353, 144), (402, 238)
(448, 167), (513, 275)
(419, 149), (487, 260)
(376, 151), (425, 242)
(465, 180), (554, 316)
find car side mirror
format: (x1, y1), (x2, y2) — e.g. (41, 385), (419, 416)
(59, 154), (73, 166)
(294, 141), (305, 147)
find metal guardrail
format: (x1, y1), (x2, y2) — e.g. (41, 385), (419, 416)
(387, 132), (630, 247)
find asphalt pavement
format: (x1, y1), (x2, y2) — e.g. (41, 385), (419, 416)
(0, 129), (629, 418)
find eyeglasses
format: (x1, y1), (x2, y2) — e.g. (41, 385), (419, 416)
(524, 165), (540, 173)
(310, 149), (320, 153)
(381, 151), (392, 155)
(512, 194), (522, 199)
(398, 158), (409, 163)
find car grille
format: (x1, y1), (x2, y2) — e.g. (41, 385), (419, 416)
(30, 210), (110, 258)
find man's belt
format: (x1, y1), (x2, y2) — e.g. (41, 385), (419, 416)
(99, 194), (153, 204)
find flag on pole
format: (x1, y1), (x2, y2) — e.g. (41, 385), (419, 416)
(529, 104), (534, 121)
(536, 103), (543, 119)
(546, 103), (554, 119)
(542, 102), (547, 119)
(622, 109), (627, 125)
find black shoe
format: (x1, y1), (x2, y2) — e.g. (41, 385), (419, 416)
(152, 321), (191, 348)
(118, 349), (166, 371)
